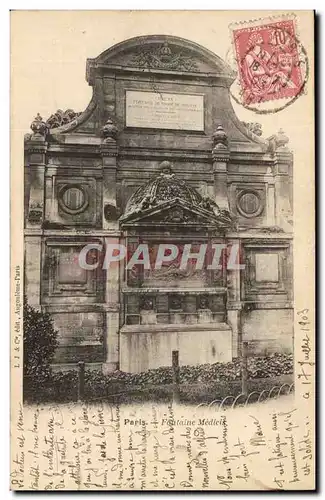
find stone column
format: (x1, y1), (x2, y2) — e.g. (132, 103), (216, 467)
(212, 125), (230, 210)
(226, 238), (242, 357)
(24, 115), (48, 307)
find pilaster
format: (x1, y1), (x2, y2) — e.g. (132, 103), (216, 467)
(226, 237), (242, 357)
(102, 233), (120, 373)
(264, 167), (276, 226)
(212, 124), (230, 210)
(44, 165), (64, 223)
(24, 233), (42, 307)
(24, 115), (48, 307)
(25, 114), (48, 229)
(274, 153), (293, 230)
(100, 119), (119, 231)
(270, 130), (293, 231)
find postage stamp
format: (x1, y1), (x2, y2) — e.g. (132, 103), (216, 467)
(229, 16), (308, 113)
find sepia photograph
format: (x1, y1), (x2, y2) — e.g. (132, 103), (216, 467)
(10, 10), (315, 490)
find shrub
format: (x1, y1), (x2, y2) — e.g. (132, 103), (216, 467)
(101, 353), (293, 387)
(23, 298), (59, 396)
(24, 351), (293, 403)
(44, 370), (78, 403)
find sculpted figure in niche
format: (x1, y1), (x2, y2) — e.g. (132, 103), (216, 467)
(198, 295), (210, 310)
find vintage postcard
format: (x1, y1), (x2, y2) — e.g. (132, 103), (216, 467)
(10, 10), (315, 490)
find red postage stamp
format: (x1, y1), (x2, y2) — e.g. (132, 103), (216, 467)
(232, 19), (303, 106)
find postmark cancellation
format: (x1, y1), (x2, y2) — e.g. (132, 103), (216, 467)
(229, 15), (308, 113)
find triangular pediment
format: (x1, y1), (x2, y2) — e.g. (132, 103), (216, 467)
(120, 198), (234, 231)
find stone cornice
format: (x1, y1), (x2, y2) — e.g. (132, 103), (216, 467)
(101, 150), (119, 157)
(100, 140), (119, 157)
(25, 142), (280, 166)
(46, 143), (102, 156)
(24, 228), (292, 240)
(227, 231), (293, 240)
(273, 151), (294, 164)
(24, 139), (48, 153)
(25, 147), (47, 155)
(24, 228), (122, 237)
(212, 151), (230, 163)
(88, 63), (234, 85)
(118, 148), (212, 162)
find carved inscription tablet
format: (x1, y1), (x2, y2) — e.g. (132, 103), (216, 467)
(125, 90), (204, 131)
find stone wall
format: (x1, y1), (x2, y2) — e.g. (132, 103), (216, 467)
(24, 35), (294, 372)
(242, 309), (294, 356)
